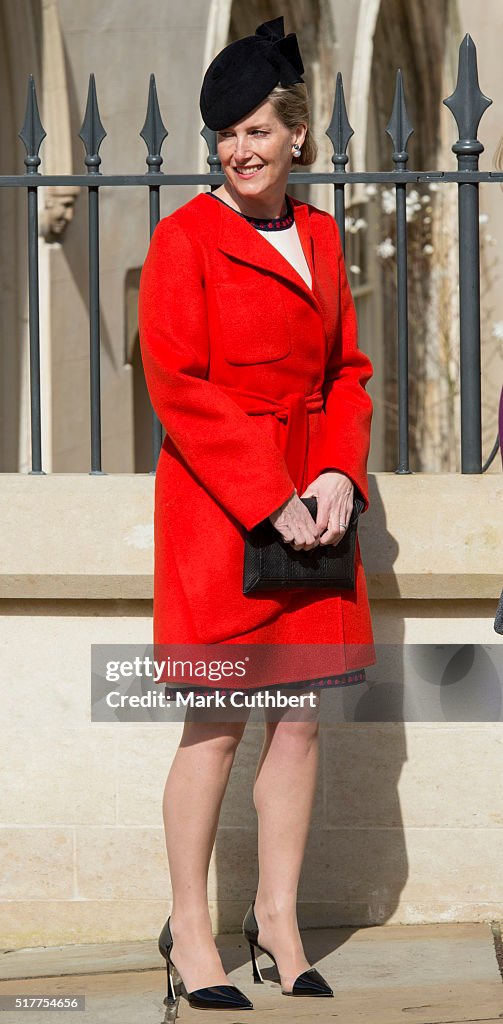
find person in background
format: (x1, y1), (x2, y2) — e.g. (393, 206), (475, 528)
(493, 137), (503, 635)
(494, 384), (503, 633)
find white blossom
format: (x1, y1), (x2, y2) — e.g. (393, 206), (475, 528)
(423, 244), (434, 255)
(428, 182), (439, 192)
(381, 189), (395, 215)
(492, 321), (503, 341)
(479, 213), (489, 224)
(365, 184), (377, 197)
(349, 264), (361, 274)
(347, 216), (367, 234)
(376, 238), (395, 259)
(347, 216), (365, 234)
(405, 190), (423, 222)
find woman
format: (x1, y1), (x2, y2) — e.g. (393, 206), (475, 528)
(138, 15), (375, 1014)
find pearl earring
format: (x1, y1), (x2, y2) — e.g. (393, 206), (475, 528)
(292, 143), (301, 157)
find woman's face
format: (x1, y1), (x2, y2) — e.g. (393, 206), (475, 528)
(216, 99), (306, 201)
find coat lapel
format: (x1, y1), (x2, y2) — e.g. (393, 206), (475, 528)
(214, 193), (322, 313)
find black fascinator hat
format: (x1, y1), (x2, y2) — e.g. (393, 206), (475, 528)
(200, 16), (305, 131)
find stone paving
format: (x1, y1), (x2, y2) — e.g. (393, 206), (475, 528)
(1, 921), (502, 1024)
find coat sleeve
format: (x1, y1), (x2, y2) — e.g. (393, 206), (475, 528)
(138, 215), (295, 531)
(315, 216), (374, 512)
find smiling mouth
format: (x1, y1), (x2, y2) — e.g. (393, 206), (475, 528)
(233, 165), (264, 176)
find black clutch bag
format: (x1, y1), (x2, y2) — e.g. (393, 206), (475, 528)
(243, 495), (365, 594)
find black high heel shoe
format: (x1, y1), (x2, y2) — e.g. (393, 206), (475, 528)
(242, 899), (334, 997)
(158, 916), (253, 1013)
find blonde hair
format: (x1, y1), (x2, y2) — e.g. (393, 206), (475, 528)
(267, 82), (318, 166)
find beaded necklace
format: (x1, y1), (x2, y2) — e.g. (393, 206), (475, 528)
(206, 190), (294, 231)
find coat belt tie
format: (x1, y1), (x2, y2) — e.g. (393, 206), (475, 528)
(217, 385), (325, 495)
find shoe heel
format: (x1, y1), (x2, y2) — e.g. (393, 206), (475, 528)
(163, 960), (181, 1019)
(248, 940), (264, 984)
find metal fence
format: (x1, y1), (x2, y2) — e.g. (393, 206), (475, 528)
(1, 33), (502, 477)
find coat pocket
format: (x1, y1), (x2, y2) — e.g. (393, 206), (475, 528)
(214, 281), (291, 365)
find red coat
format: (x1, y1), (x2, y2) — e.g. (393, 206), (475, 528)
(138, 191), (375, 679)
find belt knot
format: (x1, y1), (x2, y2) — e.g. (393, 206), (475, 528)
(216, 384), (325, 492)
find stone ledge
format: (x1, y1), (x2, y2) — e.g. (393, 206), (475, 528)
(0, 473), (501, 600)
(0, 575), (153, 599)
(366, 573), (501, 599)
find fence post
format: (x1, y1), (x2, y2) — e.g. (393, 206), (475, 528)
(201, 124), (221, 182)
(19, 75), (46, 475)
(443, 34), (492, 473)
(386, 69), (413, 474)
(140, 74), (168, 472)
(326, 72), (353, 253)
(79, 74), (107, 475)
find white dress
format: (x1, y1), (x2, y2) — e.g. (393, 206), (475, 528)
(255, 219), (312, 289)
(206, 190), (312, 288)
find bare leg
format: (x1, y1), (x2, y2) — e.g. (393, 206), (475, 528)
(252, 691), (321, 993)
(164, 715), (248, 992)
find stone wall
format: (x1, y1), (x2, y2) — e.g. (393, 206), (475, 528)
(1, 472), (502, 946)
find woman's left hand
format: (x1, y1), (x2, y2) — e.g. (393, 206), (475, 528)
(300, 470), (354, 547)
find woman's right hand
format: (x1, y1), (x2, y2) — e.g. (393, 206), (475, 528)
(268, 489), (321, 550)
